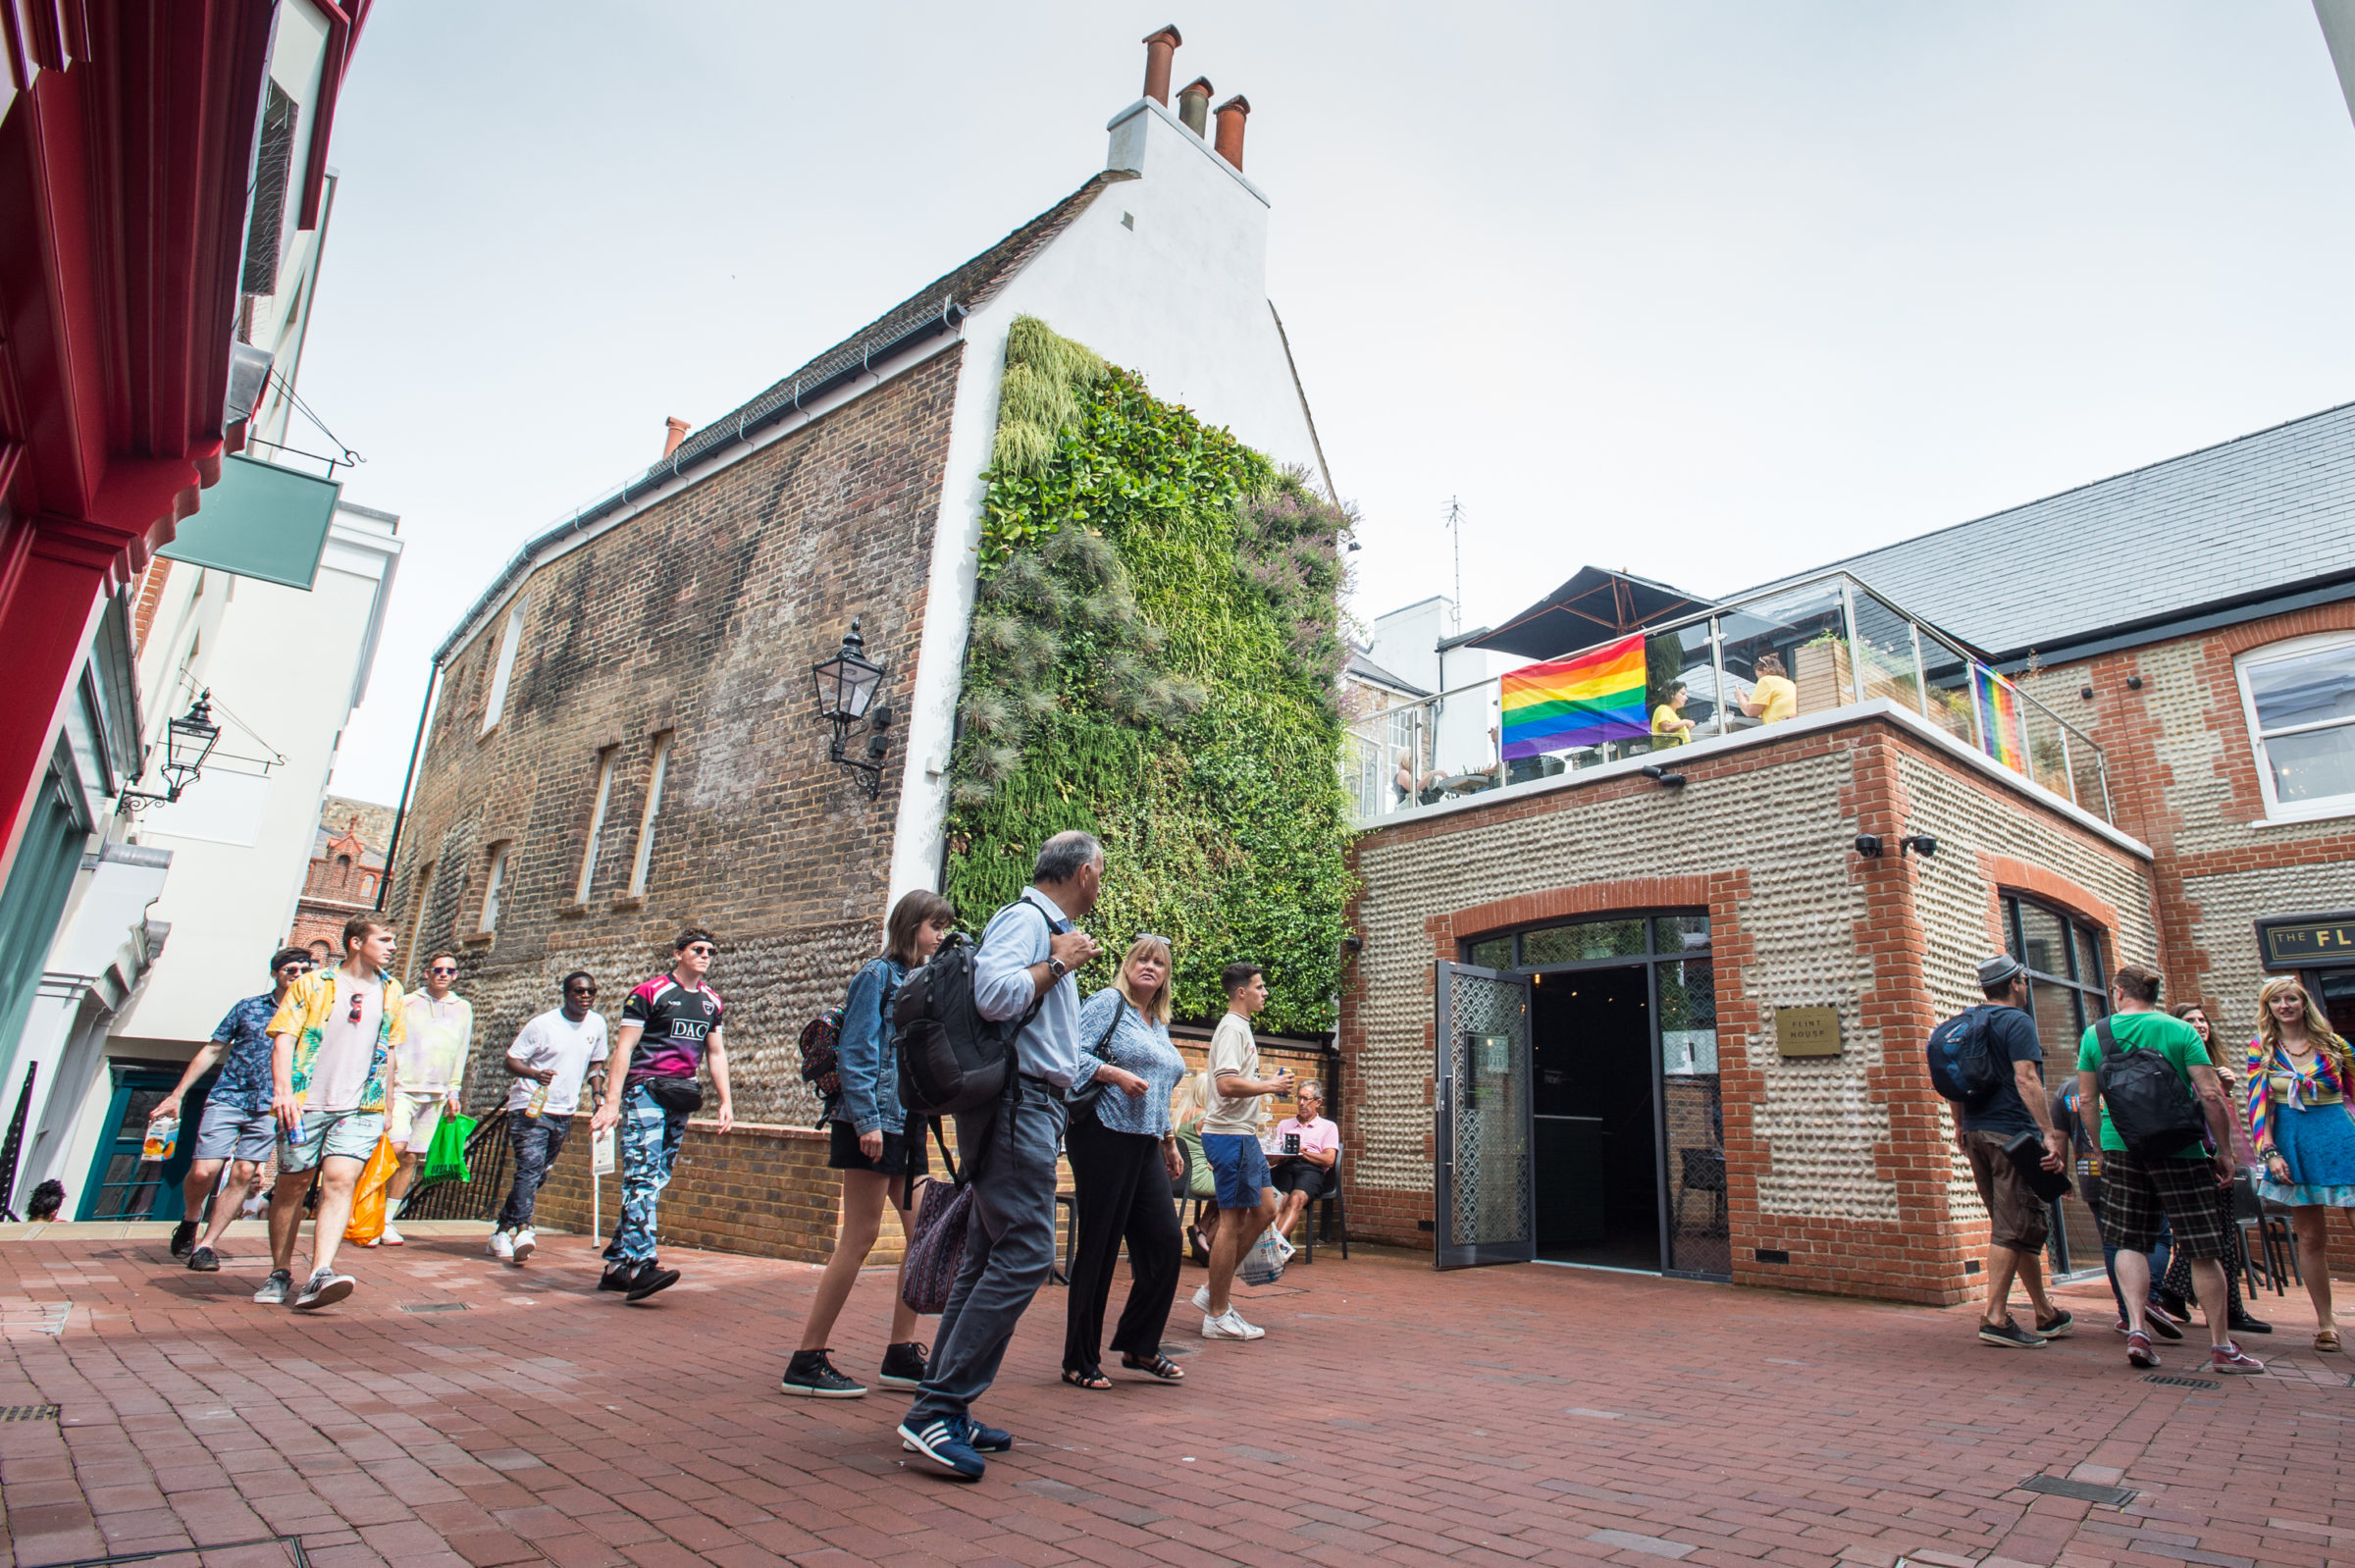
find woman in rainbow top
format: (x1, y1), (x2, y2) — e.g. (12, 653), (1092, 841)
(2248, 974), (2355, 1352)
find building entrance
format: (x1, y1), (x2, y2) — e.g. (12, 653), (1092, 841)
(1439, 913), (1728, 1281)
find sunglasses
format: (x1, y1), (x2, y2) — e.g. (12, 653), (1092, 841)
(1134, 933), (1170, 946)
(429, 966), (457, 976)
(347, 992), (365, 1025)
(566, 983), (598, 995)
(684, 944), (716, 957)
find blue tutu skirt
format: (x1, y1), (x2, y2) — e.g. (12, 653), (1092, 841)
(2257, 1098), (2355, 1208)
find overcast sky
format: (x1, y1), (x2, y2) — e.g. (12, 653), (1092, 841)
(308, 2), (2355, 804)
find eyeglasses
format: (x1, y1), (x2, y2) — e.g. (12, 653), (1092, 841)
(429, 966), (458, 976)
(347, 992), (365, 1025)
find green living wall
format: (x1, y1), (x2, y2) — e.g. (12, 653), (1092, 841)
(944, 318), (1352, 1035)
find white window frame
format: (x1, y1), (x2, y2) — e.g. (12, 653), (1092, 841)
(482, 595), (529, 733)
(2236, 629), (2355, 823)
(479, 842), (512, 933)
(627, 734), (672, 897)
(576, 748), (618, 903)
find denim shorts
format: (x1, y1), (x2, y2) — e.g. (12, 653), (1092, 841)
(1201, 1132), (1270, 1209)
(191, 1100), (277, 1164)
(278, 1108), (386, 1174)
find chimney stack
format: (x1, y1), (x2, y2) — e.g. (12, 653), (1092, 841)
(1140, 25), (1181, 105)
(1178, 76), (1214, 137)
(662, 416), (691, 458)
(1213, 94), (1250, 171)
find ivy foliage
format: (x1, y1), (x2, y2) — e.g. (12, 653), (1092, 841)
(946, 317), (1354, 1034)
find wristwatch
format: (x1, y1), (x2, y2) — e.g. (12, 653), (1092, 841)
(1047, 957), (1069, 983)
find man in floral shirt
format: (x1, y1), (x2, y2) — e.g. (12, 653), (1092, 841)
(260, 915), (405, 1311)
(154, 946), (313, 1272)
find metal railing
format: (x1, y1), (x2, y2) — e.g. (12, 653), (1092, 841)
(396, 1108), (514, 1223)
(1344, 570), (2112, 828)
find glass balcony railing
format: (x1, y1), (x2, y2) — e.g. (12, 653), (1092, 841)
(1343, 570), (2113, 828)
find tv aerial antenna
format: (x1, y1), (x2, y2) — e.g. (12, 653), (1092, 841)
(1442, 497), (1465, 633)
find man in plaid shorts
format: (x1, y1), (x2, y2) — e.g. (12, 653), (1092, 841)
(2075, 962), (2262, 1375)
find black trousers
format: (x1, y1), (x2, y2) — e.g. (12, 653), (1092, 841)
(1062, 1115), (1181, 1374)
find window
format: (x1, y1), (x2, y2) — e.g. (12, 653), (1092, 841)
(479, 843), (512, 933)
(576, 748), (618, 902)
(482, 596), (529, 733)
(240, 82), (299, 297)
(2002, 893), (2108, 1063)
(627, 735), (673, 897)
(2238, 633), (2355, 819)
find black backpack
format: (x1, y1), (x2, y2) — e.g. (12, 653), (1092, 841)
(1926, 1005), (2005, 1107)
(893, 902), (1050, 1118)
(2092, 1016), (2208, 1160)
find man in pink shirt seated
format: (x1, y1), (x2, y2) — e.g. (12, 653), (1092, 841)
(1269, 1080), (1340, 1242)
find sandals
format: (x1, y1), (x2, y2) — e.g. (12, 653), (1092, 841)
(1061, 1367), (1112, 1390)
(1122, 1352), (1185, 1382)
(2318, 1327), (2342, 1353)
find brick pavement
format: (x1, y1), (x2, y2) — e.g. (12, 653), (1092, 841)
(1, 1225), (2351, 1568)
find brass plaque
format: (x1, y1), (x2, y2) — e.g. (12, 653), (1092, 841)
(1775, 1006), (1842, 1058)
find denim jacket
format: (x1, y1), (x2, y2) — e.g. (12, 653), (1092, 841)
(834, 956), (907, 1136)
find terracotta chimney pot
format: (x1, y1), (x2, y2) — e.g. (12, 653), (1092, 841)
(662, 416), (691, 458)
(1213, 94), (1251, 171)
(1140, 25), (1181, 105)
(1178, 76), (1214, 137)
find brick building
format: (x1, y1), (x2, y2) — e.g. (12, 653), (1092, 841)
(287, 795), (395, 956)
(381, 29), (1331, 1248)
(1339, 402), (2355, 1304)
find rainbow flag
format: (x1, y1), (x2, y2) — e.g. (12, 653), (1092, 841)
(1972, 662), (2025, 771)
(1501, 633), (1649, 758)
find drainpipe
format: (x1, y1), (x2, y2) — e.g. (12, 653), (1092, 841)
(376, 656), (442, 914)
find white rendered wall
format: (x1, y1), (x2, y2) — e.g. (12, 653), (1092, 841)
(111, 506), (400, 1047)
(886, 96), (1330, 900)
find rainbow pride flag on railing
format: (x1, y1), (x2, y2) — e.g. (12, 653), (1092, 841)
(1971, 662), (2025, 772)
(1501, 632), (1649, 758)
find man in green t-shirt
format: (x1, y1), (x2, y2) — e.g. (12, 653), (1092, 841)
(2074, 961), (2261, 1375)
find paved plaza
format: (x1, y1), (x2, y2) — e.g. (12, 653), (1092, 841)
(0, 1224), (2351, 1568)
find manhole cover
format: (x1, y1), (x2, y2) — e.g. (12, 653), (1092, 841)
(2142, 1373), (2220, 1389)
(2017, 1473), (2136, 1507)
(397, 1302), (469, 1314)
(0, 1404), (59, 1422)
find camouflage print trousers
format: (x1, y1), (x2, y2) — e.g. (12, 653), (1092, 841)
(602, 1082), (686, 1266)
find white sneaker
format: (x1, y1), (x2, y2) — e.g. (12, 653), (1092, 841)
(1202, 1308), (1264, 1340)
(490, 1229), (515, 1262)
(1192, 1283), (1213, 1313)
(511, 1228), (536, 1262)
(379, 1223), (405, 1247)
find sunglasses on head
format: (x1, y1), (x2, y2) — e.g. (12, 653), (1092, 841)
(1134, 933), (1169, 946)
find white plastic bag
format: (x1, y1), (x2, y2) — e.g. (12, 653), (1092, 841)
(1239, 1227), (1286, 1286)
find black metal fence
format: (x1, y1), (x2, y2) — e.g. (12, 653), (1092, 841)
(397, 1108), (515, 1222)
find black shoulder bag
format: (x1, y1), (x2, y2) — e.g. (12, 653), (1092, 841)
(1064, 998), (1129, 1124)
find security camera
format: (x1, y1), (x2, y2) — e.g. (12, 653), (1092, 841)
(1855, 834), (1883, 858)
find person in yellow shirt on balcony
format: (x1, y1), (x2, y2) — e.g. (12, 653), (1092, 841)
(1741, 653), (1798, 725)
(1650, 682), (1695, 745)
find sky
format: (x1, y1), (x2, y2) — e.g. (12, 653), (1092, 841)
(305, 1), (2355, 804)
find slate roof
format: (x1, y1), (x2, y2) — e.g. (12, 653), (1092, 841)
(1346, 651), (1430, 698)
(437, 171), (1134, 664)
(1779, 400), (2355, 662)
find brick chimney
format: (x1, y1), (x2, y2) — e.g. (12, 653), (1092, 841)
(1213, 94), (1250, 171)
(1140, 25), (1181, 105)
(1178, 76), (1214, 137)
(662, 416), (691, 458)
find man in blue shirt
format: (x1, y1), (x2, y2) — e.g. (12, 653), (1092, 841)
(899, 831), (1102, 1482)
(155, 946), (313, 1272)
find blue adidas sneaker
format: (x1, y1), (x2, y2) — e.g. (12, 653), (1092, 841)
(898, 1416), (985, 1479)
(967, 1417), (1012, 1453)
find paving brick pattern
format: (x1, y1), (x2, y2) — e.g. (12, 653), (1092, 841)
(3, 1229), (2351, 1568)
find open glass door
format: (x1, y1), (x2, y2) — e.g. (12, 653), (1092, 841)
(1434, 961), (1534, 1269)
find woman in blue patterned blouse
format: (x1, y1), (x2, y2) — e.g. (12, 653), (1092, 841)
(1062, 934), (1190, 1388)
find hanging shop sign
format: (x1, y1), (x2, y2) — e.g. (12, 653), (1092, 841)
(2255, 911), (2355, 970)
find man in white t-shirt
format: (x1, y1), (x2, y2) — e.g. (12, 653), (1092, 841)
(492, 971), (608, 1264)
(1192, 962), (1293, 1341)
(260, 915), (406, 1312)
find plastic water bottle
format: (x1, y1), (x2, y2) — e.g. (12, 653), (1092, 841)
(141, 1114), (178, 1162)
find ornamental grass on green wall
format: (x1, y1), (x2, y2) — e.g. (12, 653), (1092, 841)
(945, 317), (1354, 1035)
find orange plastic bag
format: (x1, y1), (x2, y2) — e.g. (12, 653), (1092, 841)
(343, 1135), (400, 1243)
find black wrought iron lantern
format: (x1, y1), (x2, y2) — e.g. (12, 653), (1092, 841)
(123, 691), (222, 810)
(812, 620), (893, 799)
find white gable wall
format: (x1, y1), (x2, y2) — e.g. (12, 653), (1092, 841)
(888, 95), (1330, 899)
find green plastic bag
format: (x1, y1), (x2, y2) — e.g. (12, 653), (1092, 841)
(418, 1112), (476, 1187)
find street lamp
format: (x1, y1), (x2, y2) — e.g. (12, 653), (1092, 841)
(811, 619), (893, 799)
(121, 692), (222, 810)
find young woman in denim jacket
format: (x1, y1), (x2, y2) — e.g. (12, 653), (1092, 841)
(782, 890), (956, 1398)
